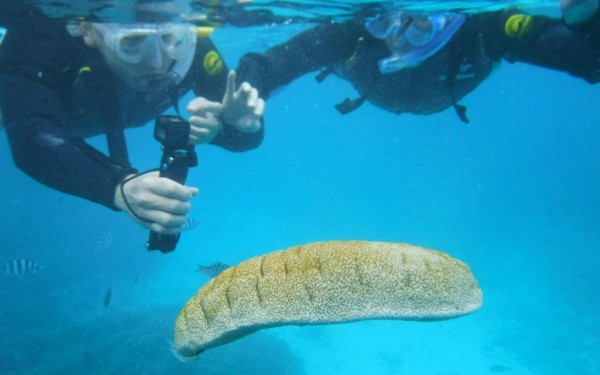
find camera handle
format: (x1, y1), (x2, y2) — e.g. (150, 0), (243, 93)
(146, 115), (198, 253)
(146, 147), (198, 253)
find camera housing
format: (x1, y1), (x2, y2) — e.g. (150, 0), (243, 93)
(154, 115), (191, 151)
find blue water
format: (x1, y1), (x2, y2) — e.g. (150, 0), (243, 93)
(2, 5), (600, 375)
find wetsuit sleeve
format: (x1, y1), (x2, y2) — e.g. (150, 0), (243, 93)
(480, 10), (600, 83)
(0, 75), (137, 210)
(190, 37), (264, 151)
(235, 21), (365, 99)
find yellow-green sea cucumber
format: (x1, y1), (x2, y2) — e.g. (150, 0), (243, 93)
(174, 240), (482, 356)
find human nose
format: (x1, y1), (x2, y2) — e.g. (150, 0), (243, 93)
(143, 40), (163, 68)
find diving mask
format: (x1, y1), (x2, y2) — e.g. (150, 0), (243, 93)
(95, 23), (197, 64)
(365, 12), (466, 73)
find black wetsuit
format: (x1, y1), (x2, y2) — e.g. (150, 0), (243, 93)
(236, 10), (600, 119)
(0, 3), (263, 210)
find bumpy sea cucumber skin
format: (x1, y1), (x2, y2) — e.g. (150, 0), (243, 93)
(174, 241), (483, 356)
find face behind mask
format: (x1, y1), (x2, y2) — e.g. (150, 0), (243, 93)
(90, 22), (198, 91)
(365, 12), (466, 74)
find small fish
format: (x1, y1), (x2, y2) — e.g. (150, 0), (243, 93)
(182, 217), (199, 231)
(103, 287), (113, 308)
(3, 259), (43, 275)
(96, 232), (114, 251)
(196, 262), (230, 278)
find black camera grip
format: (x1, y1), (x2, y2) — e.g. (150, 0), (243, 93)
(146, 151), (193, 253)
(146, 115), (198, 254)
(160, 151), (190, 184)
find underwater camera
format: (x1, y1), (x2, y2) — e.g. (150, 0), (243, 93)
(146, 115), (198, 253)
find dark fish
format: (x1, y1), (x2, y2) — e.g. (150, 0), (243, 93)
(96, 232), (114, 251)
(3, 259), (43, 275)
(103, 287), (113, 308)
(197, 262), (230, 278)
(182, 217), (199, 231)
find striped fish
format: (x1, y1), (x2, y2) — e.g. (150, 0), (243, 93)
(196, 262), (230, 278)
(182, 217), (199, 232)
(3, 259), (43, 275)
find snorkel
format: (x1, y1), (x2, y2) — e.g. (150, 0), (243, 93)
(141, 36), (195, 109)
(365, 12), (467, 74)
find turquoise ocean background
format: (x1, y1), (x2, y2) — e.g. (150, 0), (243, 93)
(1, 3), (599, 374)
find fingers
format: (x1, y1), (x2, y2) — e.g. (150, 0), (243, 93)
(235, 82), (256, 103)
(149, 178), (196, 202)
(187, 96), (225, 144)
(212, 70), (264, 133)
(134, 194), (193, 234)
(234, 95), (264, 133)
(137, 202), (189, 235)
(223, 70), (237, 103)
(245, 85), (259, 107)
(149, 222), (184, 235)
(121, 173), (199, 234)
(146, 212), (187, 234)
(237, 84), (263, 117)
(254, 97), (265, 117)
(189, 115), (222, 144)
(187, 97), (223, 116)
(225, 73), (259, 109)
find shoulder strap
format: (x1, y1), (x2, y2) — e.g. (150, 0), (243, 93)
(315, 66), (334, 83)
(446, 32), (471, 124)
(99, 77), (130, 166)
(103, 99), (130, 166)
(328, 41), (382, 115)
(314, 65), (370, 115)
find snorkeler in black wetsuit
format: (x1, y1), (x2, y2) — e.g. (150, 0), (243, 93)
(0, 0), (265, 235)
(236, 4), (600, 123)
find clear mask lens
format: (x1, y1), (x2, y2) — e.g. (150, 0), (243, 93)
(364, 13), (405, 40)
(98, 23), (196, 64)
(404, 18), (437, 47)
(159, 29), (194, 59)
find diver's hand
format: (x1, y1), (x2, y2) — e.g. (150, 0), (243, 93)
(187, 97), (223, 144)
(186, 71), (263, 144)
(114, 172), (199, 234)
(222, 71), (264, 133)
